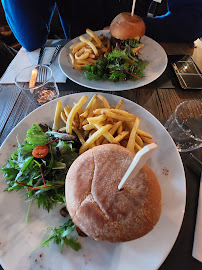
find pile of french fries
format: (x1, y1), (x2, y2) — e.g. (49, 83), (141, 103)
(53, 94), (154, 155)
(69, 29), (110, 70)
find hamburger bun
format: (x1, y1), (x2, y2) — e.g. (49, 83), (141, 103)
(110, 12), (146, 40)
(65, 144), (161, 242)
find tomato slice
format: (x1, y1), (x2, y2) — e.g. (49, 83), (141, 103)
(32, 145), (49, 158)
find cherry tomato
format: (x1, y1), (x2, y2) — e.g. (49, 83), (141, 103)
(32, 145), (49, 158)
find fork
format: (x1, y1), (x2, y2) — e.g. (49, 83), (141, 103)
(29, 47), (45, 88)
(35, 46), (46, 83)
(38, 45), (62, 83)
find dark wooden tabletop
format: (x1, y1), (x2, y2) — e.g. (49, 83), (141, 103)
(0, 39), (202, 270)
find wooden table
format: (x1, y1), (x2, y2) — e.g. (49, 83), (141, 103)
(0, 40), (202, 270)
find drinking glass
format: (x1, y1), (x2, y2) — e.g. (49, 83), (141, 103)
(15, 65), (59, 106)
(165, 100), (202, 152)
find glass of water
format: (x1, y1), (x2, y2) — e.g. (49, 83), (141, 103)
(15, 65), (59, 106)
(165, 100), (202, 152)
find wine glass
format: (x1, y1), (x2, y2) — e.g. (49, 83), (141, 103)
(165, 100), (202, 152)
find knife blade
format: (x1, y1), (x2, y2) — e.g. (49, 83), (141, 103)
(29, 47), (45, 89)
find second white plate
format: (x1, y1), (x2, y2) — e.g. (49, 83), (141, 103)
(59, 30), (168, 91)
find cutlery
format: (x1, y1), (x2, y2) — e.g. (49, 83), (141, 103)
(37, 46), (46, 65)
(46, 45), (62, 67)
(29, 47), (45, 88)
(37, 45), (62, 83)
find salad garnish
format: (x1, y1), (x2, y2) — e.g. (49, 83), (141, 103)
(82, 43), (147, 81)
(1, 123), (81, 251)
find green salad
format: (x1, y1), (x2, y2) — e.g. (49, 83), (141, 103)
(82, 38), (147, 82)
(1, 123), (82, 251)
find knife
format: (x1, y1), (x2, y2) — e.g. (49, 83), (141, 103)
(46, 45), (62, 67)
(29, 47), (45, 89)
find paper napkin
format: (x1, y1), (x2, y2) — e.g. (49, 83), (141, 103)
(0, 46), (66, 84)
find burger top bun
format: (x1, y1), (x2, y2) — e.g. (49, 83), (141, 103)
(110, 12), (146, 40)
(65, 144), (161, 243)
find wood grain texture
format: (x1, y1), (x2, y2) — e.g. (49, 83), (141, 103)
(1, 86), (201, 146)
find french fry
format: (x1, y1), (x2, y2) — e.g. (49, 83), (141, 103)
(94, 108), (135, 118)
(93, 123), (115, 143)
(80, 109), (89, 118)
(115, 99), (123, 109)
(113, 131), (129, 144)
(102, 121), (122, 144)
(87, 114), (107, 125)
(126, 121), (153, 139)
(70, 41), (84, 50)
(95, 135), (104, 146)
(60, 111), (67, 124)
(127, 117), (140, 152)
(64, 106), (72, 116)
(97, 94), (110, 108)
(66, 96), (88, 134)
(86, 28), (104, 48)
(79, 36), (99, 56)
(53, 95), (154, 156)
(137, 129), (153, 139)
(82, 118), (89, 126)
(86, 94), (97, 110)
(75, 50), (90, 60)
(108, 121), (122, 135)
(117, 123), (123, 135)
(79, 124), (112, 154)
(69, 53), (75, 65)
(63, 106), (77, 128)
(135, 134), (144, 148)
(140, 136), (154, 144)
(74, 47), (85, 57)
(74, 102), (83, 115)
(88, 130), (96, 148)
(134, 143), (142, 153)
(106, 117), (115, 124)
(83, 124), (95, 131)
(69, 29), (110, 70)
(72, 42), (87, 54)
(74, 112), (80, 129)
(88, 98), (97, 118)
(99, 110), (135, 122)
(53, 100), (62, 131)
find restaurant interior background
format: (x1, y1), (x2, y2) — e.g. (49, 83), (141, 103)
(0, 2), (65, 77)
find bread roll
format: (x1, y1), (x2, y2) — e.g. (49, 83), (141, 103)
(110, 12), (146, 40)
(65, 144), (161, 242)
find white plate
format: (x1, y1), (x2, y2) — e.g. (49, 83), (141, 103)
(59, 30), (168, 91)
(0, 93), (185, 270)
